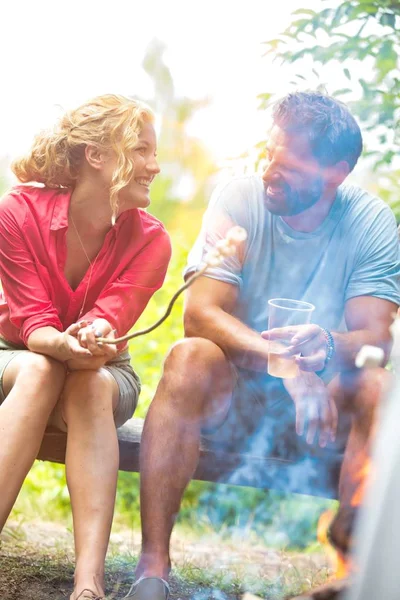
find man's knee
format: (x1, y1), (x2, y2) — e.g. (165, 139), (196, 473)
(157, 337), (234, 416)
(337, 367), (392, 414)
(163, 337), (230, 384)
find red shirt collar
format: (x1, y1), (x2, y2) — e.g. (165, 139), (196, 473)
(49, 188), (134, 232)
(50, 189), (71, 231)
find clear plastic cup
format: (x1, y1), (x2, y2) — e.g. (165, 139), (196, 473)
(267, 298), (315, 378)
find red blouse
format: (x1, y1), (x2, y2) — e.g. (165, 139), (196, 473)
(0, 186), (171, 350)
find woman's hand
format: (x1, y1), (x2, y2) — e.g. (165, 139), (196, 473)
(65, 319), (118, 371)
(283, 371), (338, 448)
(56, 322), (94, 361)
(76, 319), (118, 360)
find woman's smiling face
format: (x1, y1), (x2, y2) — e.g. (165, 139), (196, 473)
(118, 121), (160, 210)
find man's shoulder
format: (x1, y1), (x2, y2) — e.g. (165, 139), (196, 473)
(338, 184), (398, 262)
(212, 174), (263, 201)
(208, 175), (265, 227)
(340, 183), (389, 212)
(338, 183), (395, 227)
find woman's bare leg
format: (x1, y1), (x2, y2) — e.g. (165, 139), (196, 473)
(0, 353), (66, 530)
(53, 369), (119, 598)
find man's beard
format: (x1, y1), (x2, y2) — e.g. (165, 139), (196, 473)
(265, 177), (324, 217)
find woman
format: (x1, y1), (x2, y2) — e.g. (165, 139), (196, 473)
(0, 94), (171, 600)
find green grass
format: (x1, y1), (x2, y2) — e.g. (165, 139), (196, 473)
(0, 546), (331, 600)
(0, 522), (332, 600)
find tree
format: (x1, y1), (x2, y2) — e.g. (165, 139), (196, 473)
(262, 0), (400, 210)
(139, 39), (218, 227)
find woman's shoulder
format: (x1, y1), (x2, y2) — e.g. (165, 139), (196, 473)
(133, 208), (170, 239)
(1, 185), (69, 223)
(1, 184), (66, 207)
(118, 210), (171, 268)
(0, 185), (35, 218)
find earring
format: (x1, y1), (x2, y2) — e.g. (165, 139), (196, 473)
(111, 214), (116, 227)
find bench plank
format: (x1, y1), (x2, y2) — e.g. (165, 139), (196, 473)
(37, 418), (342, 499)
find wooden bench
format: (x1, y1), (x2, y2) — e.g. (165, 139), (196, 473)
(38, 418), (343, 499)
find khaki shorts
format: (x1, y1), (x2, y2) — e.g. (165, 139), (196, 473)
(0, 337), (140, 428)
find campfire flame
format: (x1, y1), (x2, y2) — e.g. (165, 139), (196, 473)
(317, 509), (348, 580)
(351, 458), (372, 507)
(317, 457), (374, 581)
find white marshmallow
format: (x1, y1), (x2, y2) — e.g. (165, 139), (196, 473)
(355, 345), (385, 369)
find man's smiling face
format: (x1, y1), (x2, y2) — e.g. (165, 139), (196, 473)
(262, 125), (327, 217)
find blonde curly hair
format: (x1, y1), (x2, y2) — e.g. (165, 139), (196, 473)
(12, 94), (154, 216)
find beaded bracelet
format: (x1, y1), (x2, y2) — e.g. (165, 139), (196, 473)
(321, 327), (335, 364)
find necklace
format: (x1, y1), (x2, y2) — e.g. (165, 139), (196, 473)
(69, 213), (100, 320)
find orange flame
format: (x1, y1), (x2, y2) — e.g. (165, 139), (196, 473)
(317, 509), (349, 579)
(351, 458), (372, 507)
(317, 456), (373, 580)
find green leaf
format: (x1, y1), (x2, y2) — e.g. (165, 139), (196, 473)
(382, 150), (396, 163)
(319, 8), (335, 20)
(334, 32), (353, 39)
(334, 88), (352, 96)
(262, 38), (281, 50)
(257, 92), (274, 109)
(260, 0), (400, 173)
(257, 92), (274, 100)
(376, 40), (398, 79)
(291, 18), (314, 31)
(288, 48), (312, 62)
(380, 12), (396, 28)
(332, 3), (352, 27)
(291, 8), (317, 16)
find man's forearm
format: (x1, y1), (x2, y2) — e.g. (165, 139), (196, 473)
(185, 307), (270, 371)
(331, 328), (392, 371)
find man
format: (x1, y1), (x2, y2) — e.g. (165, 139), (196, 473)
(125, 91), (400, 599)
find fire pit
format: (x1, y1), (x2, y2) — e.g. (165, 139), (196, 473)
(287, 578), (349, 599)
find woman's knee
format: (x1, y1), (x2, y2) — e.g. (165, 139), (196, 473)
(5, 352), (66, 400)
(61, 369), (116, 422)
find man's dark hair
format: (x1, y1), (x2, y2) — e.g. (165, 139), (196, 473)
(272, 91), (363, 172)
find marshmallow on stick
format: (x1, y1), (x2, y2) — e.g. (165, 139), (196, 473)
(355, 345), (385, 369)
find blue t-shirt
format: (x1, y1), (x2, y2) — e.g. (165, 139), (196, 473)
(184, 175), (400, 334)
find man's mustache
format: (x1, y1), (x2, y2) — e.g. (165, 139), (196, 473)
(264, 179), (291, 194)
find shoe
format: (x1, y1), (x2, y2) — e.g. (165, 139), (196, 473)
(124, 576), (170, 599)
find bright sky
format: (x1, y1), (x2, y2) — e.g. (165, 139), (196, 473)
(0, 0), (322, 168)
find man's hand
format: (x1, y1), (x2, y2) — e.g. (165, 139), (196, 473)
(283, 371), (338, 448)
(262, 324), (328, 372)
